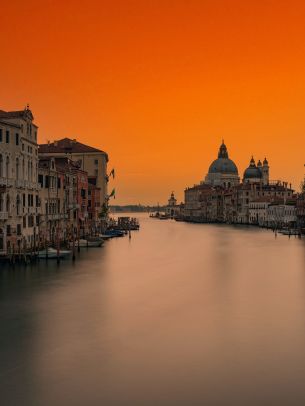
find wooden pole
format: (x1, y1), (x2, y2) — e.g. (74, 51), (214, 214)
(56, 221), (60, 264)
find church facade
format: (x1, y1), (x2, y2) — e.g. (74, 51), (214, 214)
(183, 142), (295, 225)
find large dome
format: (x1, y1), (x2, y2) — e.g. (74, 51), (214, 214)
(208, 158), (238, 174)
(208, 142), (238, 175)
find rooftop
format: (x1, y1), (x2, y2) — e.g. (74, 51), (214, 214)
(39, 138), (108, 158)
(0, 108), (34, 121)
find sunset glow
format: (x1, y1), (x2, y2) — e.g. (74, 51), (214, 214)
(1, 0), (305, 203)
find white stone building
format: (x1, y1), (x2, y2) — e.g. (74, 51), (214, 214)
(267, 204), (297, 228)
(249, 200), (270, 226)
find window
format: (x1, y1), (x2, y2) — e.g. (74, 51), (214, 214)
(38, 174), (43, 186)
(22, 143), (24, 151)
(15, 133), (19, 146)
(6, 130), (10, 143)
(94, 159), (98, 165)
(28, 215), (34, 227)
(0, 129), (2, 142)
(7, 225), (11, 236)
(17, 224), (21, 236)
(16, 158), (19, 180)
(23, 216), (26, 228)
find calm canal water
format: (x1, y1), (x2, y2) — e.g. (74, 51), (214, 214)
(1, 214), (305, 405)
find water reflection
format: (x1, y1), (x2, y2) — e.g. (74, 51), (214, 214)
(1, 215), (305, 405)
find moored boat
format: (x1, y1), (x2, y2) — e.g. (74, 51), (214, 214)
(104, 229), (125, 237)
(78, 238), (104, 247)
(38, 247), (71, 259)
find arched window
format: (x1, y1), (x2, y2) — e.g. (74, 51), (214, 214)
(22, 158), (25, 179)
(6, 194), (10, 212)
(6, 156), (10, 178)
(16, 195), (21, 215)
(0, 155), (3, 177)
(0, 193), (4, 211)
(16, 157), (19, 180)
(28, 161), (30, 180)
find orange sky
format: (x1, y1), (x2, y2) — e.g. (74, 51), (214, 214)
(1, 0), (305, 204)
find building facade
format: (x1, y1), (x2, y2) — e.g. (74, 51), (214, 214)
(39, 138), (108, 207)
(0, 107), (40, 255)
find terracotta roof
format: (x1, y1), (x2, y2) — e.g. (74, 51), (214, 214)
(39, 138), (107, 156)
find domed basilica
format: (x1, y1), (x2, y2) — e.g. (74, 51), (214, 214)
(204, 141), (269, 188)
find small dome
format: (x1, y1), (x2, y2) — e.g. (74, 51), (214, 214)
(243, 157), (262, 179)
(244, 167), (262, 179)
(263, 157), (268, 165)
(257, 160), (262, 167)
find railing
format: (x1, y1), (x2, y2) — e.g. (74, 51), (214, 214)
(16, 179), (26, 188)
(68, 203), (80, 210)
(0, 177), (14, 187)
(0, 212), (8, 220)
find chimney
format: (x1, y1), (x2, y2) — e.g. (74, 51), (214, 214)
(54, 140), (58, 147)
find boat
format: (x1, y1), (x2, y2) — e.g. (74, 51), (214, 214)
(159, 214), (170, 220)
(98, 234), (113, 240)
(78, 238), (104, 247)
(38, 247), (71, 259)
(279, 229), (299, 236)
(103, 229), (125, 237)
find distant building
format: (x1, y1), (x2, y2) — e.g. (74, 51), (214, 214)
(296, 192), (305, 230)
(267, 203), (297, 228)
(165, 192), (180, 218)
(183, 141), (294, 225)
(39, 138), (108, 207)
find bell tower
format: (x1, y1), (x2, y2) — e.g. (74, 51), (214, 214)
(262, 158), (269, 185)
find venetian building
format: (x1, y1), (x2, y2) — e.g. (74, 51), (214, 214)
(39, 138), (108, 207)
(204, 141), (240, 188)
(0, 106), (40, 255)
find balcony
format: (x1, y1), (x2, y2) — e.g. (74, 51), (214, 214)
(0, 177), (14, 187)
(68, 203), (80, 210)
(0, 212), (8, 220)
(16, 179), (26, 188)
